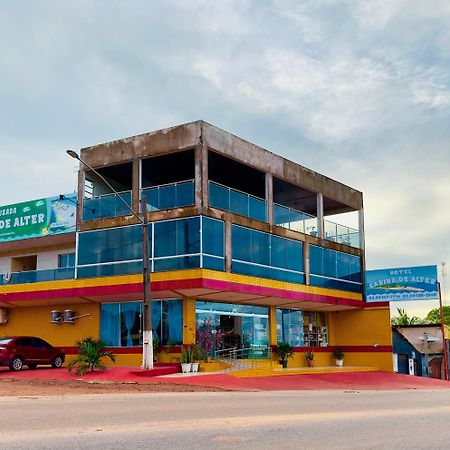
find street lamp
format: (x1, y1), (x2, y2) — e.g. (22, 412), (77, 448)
(67, 150), (154, 369)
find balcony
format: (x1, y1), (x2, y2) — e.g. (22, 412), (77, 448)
(273, 203), (318, 236)
(142, 179), (194, 211)
(274, 203), (360, 248)
(209, 181), (267, 222)
(324, 220), (360, 248)
(0, 267), (75, 286)
(83, 191), (132, 221)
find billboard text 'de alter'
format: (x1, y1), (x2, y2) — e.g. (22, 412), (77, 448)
(0, 194), (76, 243)
(365, 265), (438, 302)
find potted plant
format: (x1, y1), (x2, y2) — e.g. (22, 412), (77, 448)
(191, 345), (201, 373)
(305, 351), (314, 367)
(276, 341), (294, 368)
(333, 348), (344, 367)
(180, 346), (192, 373)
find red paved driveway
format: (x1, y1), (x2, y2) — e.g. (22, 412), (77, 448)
(1, 366), (449, 391)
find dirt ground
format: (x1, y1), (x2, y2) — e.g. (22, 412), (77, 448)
(0, 378), (226, 396)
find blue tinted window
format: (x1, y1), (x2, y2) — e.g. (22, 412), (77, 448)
(100, 303), (120, 346)
(77, 261), (142, 278)
(251, 230), (270, 265)
(58, 253), (75, 268)
(202, 217), (224, 257)
(309, 245), (362, 292)
(78, 225), (142, 265)
(232, 225), (303, 271)
(203, 255), (225, 271)
(154, 217), (200, 257)
(232, 226), (252, 261)
(152, 300), (182, 345)
(154, 256), (200, 272)
(100, 299), (182, 347)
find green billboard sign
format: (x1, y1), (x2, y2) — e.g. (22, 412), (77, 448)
(0, 194), (77, 243)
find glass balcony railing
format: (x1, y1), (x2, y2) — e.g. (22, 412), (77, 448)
(324, 220), (360, 248)
(209, 181), (267, 222)
(83, 191), (132, 221)
(274, 203), (360, 248)
(142, 180), (194, 211)
(273, 203), (318, 236)
(0, 267), (75, 286)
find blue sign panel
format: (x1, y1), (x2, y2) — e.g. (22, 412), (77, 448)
(366, 265), (438, 302)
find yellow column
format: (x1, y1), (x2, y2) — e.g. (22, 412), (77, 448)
(182, 297), (196, 345)
(268, 306), (278, 346)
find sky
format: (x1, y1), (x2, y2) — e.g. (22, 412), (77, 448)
(0, 0), (449, 317)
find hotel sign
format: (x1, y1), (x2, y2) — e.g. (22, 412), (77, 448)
(366, 265), (438, 302)
(0, 194), (77, 243)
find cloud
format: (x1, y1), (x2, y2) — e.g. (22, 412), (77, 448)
(0, 0), (449, 302)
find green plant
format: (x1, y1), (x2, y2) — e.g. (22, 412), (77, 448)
(276, 341), (294, 362)
(153, 335), (161, 362)
(305, 351), (314, 361)
(181, 346), (193, 364)
(67, 337), (115, 375)
(191, 344), (202, 363)
(332, 348), (344, 360)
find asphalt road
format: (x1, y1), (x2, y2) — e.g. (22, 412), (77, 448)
(1, 390), (450, 449)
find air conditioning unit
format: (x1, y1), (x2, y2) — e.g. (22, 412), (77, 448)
(0, 308), (8, 324)
(63, 309), (75, 324)
(50, 310), (62, 324)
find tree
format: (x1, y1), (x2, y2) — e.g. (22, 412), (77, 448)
(391, 308), (423, 326)
(67, 337), (115, 375)
(425, 306), (450, 326)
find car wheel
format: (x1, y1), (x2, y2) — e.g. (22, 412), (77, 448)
(52, 355), (63, 368)
(28, 363), (38, 370)
(9, 356), (23, 371)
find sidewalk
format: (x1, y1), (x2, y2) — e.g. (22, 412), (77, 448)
(1, 366), (450, 391)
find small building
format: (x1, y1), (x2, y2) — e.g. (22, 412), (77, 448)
(392, 324), (447, 379)
(0, 121), (392, 370)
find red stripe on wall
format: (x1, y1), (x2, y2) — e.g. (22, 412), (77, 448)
(271, 345), (392, 353)
(59, 345), (183, 355)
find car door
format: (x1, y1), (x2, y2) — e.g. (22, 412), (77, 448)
(30, 338), (49, 362)
(15, 337), (36, 363)
(33, 338), (54, 363)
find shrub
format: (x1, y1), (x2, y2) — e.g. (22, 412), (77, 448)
(67, 337), (115, 375)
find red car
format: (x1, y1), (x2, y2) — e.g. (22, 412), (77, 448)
(0, 336), (65, 371)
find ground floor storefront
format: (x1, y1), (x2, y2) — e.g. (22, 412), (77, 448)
(0, 269), (393, 371)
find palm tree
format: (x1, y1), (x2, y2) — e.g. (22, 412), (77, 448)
(67, 337), (115, 375)
(391, 308), (423, 326)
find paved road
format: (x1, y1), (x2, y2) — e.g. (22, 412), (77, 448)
(1, 390), (450, 449)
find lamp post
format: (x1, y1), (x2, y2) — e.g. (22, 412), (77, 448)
(67, 150), (153, 369)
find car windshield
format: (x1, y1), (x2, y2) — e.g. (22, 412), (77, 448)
(0, 338), (13, 344)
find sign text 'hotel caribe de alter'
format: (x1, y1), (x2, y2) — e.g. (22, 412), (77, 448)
(365, 265), (438, 302)
(0, 194), (77, 243)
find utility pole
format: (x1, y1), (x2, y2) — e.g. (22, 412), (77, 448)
(67, 150), (154, 370)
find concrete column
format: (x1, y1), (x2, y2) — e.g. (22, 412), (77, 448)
(316, 193), (324, 239)
(265, 173), (273, 225)
(195, 143), (208, 210)
(268, 306), (278, 347)
(132, 159), (140, 213)
(194, 145), (202, 209)
(225, 220), (232, 272)
(76, 168), (84, 228)
(358, 207), (365, 251)
(304, 241), (310, 285)
(182, 298), (197, 345)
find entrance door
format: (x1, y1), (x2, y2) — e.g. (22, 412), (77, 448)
(220, 315), (242, 348)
